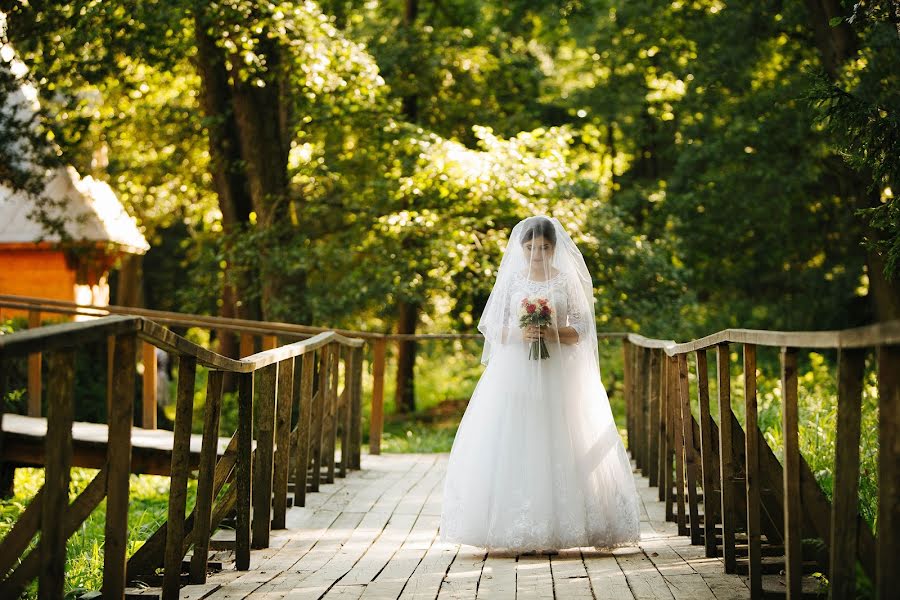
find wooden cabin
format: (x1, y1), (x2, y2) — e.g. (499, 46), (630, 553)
(0, 165), (149, 319)
(0, 31), (148, 320)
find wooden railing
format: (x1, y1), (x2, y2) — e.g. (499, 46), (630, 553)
(0, 294), (488, 455)
(623, 322), (900, 600)
(0, 314), (364, 599)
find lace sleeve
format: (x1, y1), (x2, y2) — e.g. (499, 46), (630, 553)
(565, 273), (588, 343)
(500, 276), (522, 344)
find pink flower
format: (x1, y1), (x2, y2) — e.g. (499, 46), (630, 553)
(541, 306), (550, 317)
(526, 304), (536, 314)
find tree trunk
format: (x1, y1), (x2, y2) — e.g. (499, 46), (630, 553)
(193, 8), (259, 390)
(392, 0), (421, 413)
(229, 34), (304, 322)
(394, 300), (419, 413)
(803, 0), (900, 320)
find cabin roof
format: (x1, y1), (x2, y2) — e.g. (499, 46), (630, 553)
(0, 18), (149, 255)
(0, 166), (150, 254)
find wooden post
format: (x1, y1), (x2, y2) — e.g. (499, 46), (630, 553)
(0, 355), (7, 498)
(38, 349), (74, 600)
(272, 358), (294, 530)
(252, 362), (277, 549)
(324, 345), (340, 484)
(349, 345), (363, 470)
(106, 335), (114, 418)
(294, 352), (315, 507)
(370, 338), (386, 455)
(780, 347), (801, 599)
(695, 349), (718, 558)
(670, 354), (687, 535)
(877, 344), (900, 600)
(623, 340), (633, 454)
(657, 348), (668, 503)
(338, 346), (354, 477)
(239, 332), (255, 358)
(828, 347), (864, 600)
(640, 348), (652, 478)
(743, 344), (762, 598)
(635, 347), (647, 473)
(629, 343), (639, 465)
(309, 346), (328, 492)
(103, 333), (136, 598)
(235, 371), (253, 570)
(190, 370), (224, 584)
(678, 353), (701, 545)
(262, 335), (277, 351)
(648, 348), (661, 487)
(27, 310), (41, 417)
(716, 343), (737, 574)
(142, 341), (157, 429)
(163, 354), (197, 599)
(664, 354), (676, 522)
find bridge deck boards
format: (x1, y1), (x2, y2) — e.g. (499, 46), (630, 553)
(1, 413), (232, 475)
(162, 453), (751, 599)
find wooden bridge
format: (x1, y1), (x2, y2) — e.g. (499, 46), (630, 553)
(0, 296), (898, 599)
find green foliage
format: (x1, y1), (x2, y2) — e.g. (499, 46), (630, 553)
(0, 468), (195, 599)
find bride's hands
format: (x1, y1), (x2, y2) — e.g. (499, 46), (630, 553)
(523, 324), (560, 343)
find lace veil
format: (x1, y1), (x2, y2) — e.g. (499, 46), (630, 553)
(477, 215), (599, 367)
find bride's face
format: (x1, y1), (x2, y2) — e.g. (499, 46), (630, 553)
(522, 236), (554, 269)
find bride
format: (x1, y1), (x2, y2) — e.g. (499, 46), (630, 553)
(439, 215), (641, 553)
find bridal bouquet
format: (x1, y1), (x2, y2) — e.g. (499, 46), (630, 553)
(518, 297), (552, 360)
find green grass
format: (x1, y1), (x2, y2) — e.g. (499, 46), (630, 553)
(0, 468), (195, 599)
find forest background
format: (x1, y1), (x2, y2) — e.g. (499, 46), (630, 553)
(0, 0), (898, 415)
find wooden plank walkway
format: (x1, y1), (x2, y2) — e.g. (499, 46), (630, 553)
(1, 414), (232, 476)
(157, 452), (751, 599)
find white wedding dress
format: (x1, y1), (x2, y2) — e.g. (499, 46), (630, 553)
(438, 269), (641, 552)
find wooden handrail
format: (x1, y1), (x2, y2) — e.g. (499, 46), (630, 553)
(0, 314), (365, 599)
(0, 295), (631, 341)
(627, 320), (900, 355)
(622, 324), (900, 600)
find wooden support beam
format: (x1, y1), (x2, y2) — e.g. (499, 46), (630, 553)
(27, 310), (41, 417)
(103, 333), (136, 598)
(370, 338), (386, 455)
(623, 341), (633, 455)
(877, 344), (900, 600)
(780, 347), (801, 600)
(142, 341), (157, 430)
(38, 349), (75, 600)
(827, 348), (865, 600)
(648, 348), (661, 487)
(252, 362), (277, 549)
(163, 354), (196, 599)
(743, 344), (762, 599)
(189, 369), (224, 584)
(657, 347), (669, 503)
(716, 343), (737, 574)
(663, 355), (676, 521)
(239, 332), (255, 358)
(695, 349), (718, 558)
(349, 345), (363, 470)
(309, 346), (328, 493)
(670, 354), (687, 535)
(324, 345), (339, 484)
(678, 353), (702, 545)
(235, 372), (253, 570)
(294, 352), (315, 507)
(272, 358), (294, 529)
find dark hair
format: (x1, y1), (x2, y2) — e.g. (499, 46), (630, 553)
(521, 217), (556, 246)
